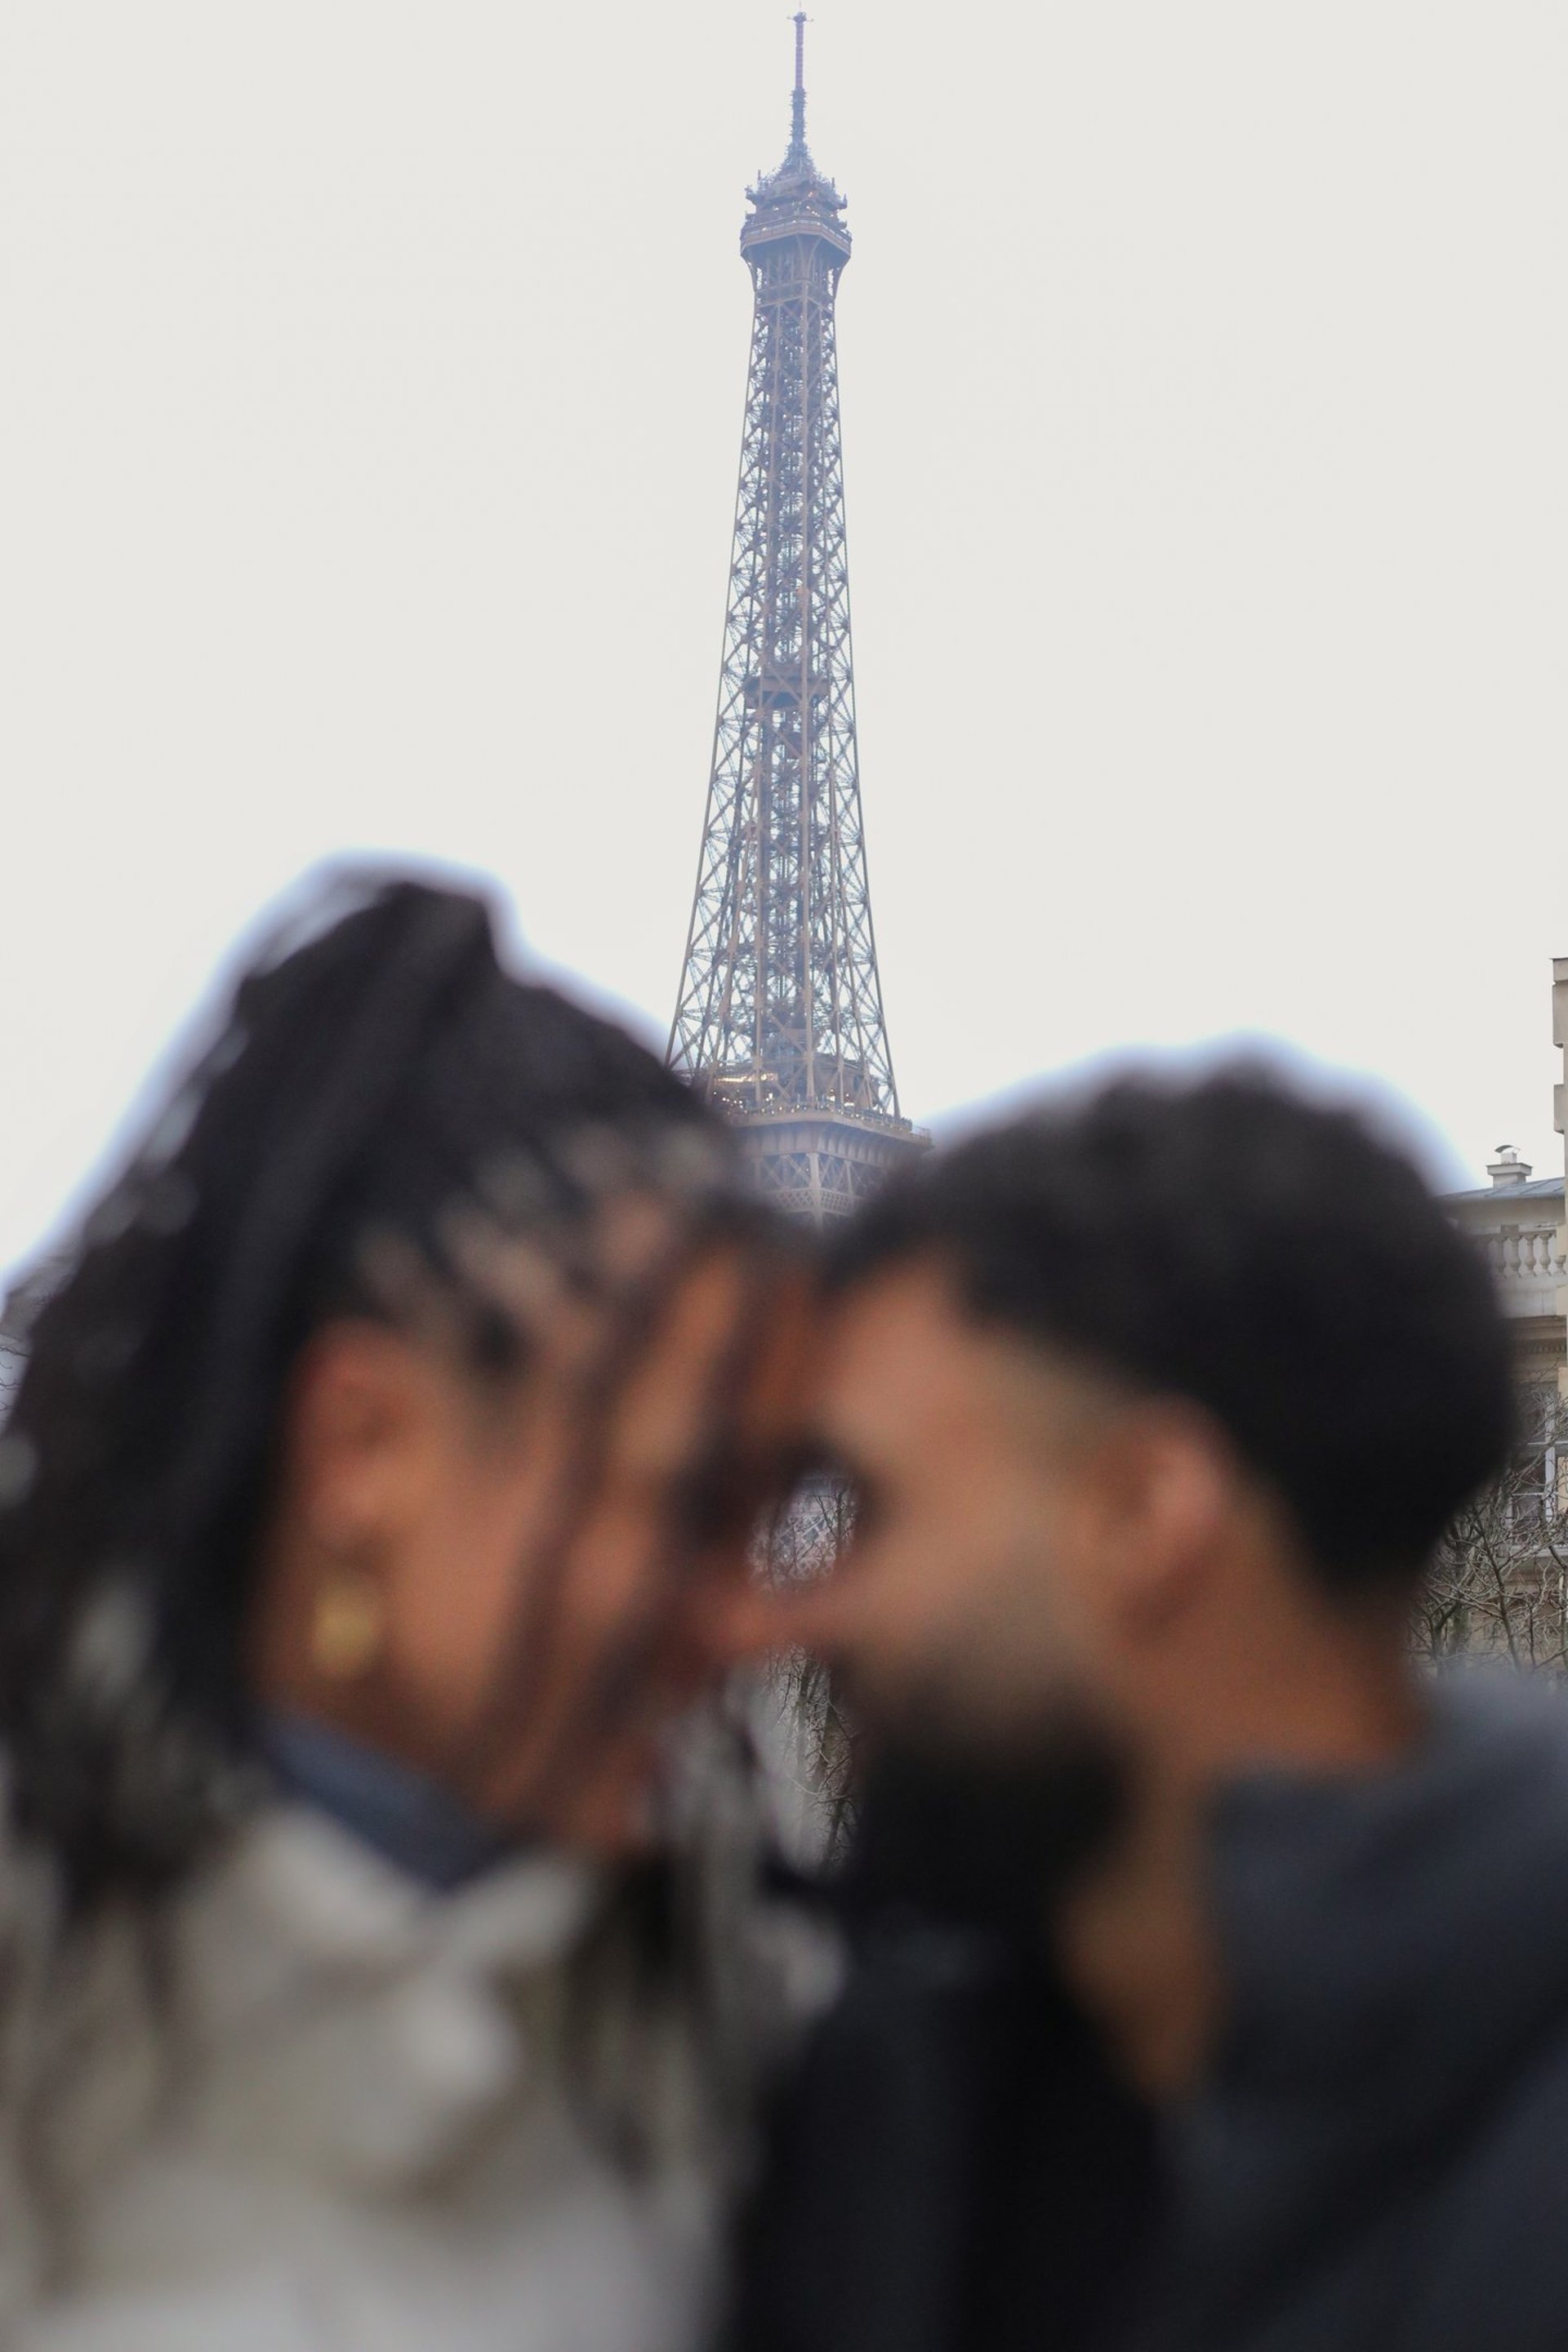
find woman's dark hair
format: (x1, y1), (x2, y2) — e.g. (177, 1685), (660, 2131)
(831, 1066), (1515, 1594)
(0, 871), (746, 1903)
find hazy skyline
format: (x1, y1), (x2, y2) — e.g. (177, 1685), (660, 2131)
(1, 2), (1562, 1275)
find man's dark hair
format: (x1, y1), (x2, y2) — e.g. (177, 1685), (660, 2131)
(831, 1067), (1513, 1595)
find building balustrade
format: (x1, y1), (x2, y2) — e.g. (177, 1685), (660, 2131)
(1479, 1224), (1568, 1311)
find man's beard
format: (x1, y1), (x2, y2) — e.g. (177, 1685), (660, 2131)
(835, 1698), (1132, 1947)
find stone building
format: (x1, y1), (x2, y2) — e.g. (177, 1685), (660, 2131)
(1445, 956), (1568, 1401)
(1419, 960), (1568, 1666)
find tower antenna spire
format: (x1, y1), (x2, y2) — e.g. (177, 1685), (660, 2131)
(791, 11), (808, 156)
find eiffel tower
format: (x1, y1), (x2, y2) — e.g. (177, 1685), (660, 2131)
(669, 16), (924, 1223)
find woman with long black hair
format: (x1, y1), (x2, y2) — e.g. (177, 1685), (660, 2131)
(0, 871), (810, 2351)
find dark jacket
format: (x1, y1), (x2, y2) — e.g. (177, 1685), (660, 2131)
(732, 1680), (1568, 2352)
(1140, 1676), (1568, 2352)
(727, 1755), (1157, 2352)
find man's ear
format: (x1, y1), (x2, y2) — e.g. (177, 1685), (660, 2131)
(278, 1321), (441, 1557)
(1087, 1401), (1235, 1637)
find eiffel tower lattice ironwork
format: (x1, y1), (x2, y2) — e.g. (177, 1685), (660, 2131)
(669, 16), (924, 1223)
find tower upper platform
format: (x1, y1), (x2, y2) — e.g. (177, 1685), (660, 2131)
(742, 15), (851, 266)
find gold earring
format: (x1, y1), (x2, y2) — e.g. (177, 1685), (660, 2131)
(308, 1566), (386, 1682)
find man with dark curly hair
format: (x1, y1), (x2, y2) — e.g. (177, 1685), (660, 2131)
(728, 1067), (1568, 2352)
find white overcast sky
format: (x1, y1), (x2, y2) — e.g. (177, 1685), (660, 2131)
(1, 2), (1564, 1276)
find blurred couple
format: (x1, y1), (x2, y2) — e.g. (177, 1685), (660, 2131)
(0, 870), (1562, 2352)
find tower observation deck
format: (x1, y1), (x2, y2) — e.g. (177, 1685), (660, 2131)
(669, 16), (924, 1223)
